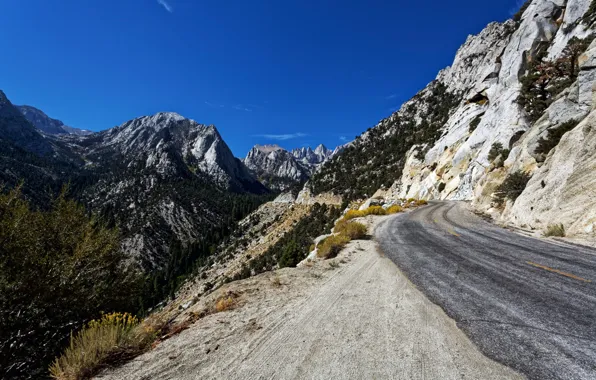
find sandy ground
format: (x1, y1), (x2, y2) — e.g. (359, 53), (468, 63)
(97, 216), (522, 380)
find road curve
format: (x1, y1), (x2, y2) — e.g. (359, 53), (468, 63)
(376, 201), (596, 380)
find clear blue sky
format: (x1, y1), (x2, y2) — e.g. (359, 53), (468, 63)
(0, 0), (523, 157)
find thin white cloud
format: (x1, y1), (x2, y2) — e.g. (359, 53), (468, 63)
(339, 136), (348, 142)
(234, 104), (252, 112)
(255, 133), (307, 141)
(204, 101), (224, 108)
(385, 94), (397, 100)
(157, 0), (173, 13)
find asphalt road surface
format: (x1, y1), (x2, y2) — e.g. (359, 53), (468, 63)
(376, 201), (596, 380)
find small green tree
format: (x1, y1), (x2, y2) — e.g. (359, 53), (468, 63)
(535, 120), (578, 155)
(0, 185), (142, 378)
(493, 171), (532, 206)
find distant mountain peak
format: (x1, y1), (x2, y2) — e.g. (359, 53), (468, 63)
(16, 104), (93, 136)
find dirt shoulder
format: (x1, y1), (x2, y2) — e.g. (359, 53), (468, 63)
(97, 216), (522, 380)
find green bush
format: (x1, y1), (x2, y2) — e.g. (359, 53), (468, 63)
(544, 224), (566, 237)
(493, 171), (532, 206)
(468, 115), (482, 133)
(0, 186), (142, 379)
(535, 120), (578, 155)
(317, 235), (350, 259)
(488, 142), (509, 162)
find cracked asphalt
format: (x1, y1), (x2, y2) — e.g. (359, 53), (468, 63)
(376, 201), (596, 380)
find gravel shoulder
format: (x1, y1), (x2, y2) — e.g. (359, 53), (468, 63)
(98, 215), (522, 380)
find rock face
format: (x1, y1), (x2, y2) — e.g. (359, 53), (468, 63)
(17, 105), (93, 135)
(311, 0), (596, 238)
(243, 144), (310, 190)
(244, 143), (336, 190)
(292, 144), (333, 167)
(88, 112), (261, 191)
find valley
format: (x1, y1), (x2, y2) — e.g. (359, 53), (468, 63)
(2, 0), (596, 379)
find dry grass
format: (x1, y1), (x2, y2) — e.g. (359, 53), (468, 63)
(544, 223), (566, 237)
(334, 220), (367, 239)
(49, 312), (156, 380)
(343, 209), (367, 220)
(271, 274), (283, 287)
(317, 235), (350, 259)
(365, 205), (387, 215)
(215, 296), (237, 313)
(386, 205), (403, 214)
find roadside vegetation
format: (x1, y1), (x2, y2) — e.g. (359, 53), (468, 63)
(0, 185), (143, 379)
(493, 171), (532, 206)
(49, 313), (155, 380)
(544, 224), (566, 237)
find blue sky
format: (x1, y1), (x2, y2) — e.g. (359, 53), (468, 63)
(0, 0), (523, 157)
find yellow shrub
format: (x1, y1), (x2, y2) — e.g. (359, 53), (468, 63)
(317, 234), (350, 259)
(386, 205), (403, 214)
(365, 205), (387, 215)
(416, 199), (428, 206)
(334, 220), (367, 239)
(343, 209), (366, 220)
(49, 312), (148, 380)
(215, 296), (236, 312)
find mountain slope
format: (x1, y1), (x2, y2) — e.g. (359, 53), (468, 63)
(82, 112), (264, 192)
(68, 112), (269, 269)
(310, 0), (596, 238)
(17, 105), (93, 135)
(0, 91), (55, 156)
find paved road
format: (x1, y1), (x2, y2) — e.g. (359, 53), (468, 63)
(377, 201), (596, 380)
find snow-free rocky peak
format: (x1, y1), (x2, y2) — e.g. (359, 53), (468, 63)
(88, 111), (260, 191)
(292, 144), (333, 165)
(17, 105), (93, 136)
(243, 144), (310, 190)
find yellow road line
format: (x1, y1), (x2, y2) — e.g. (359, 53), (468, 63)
(526, 261), (591, 283)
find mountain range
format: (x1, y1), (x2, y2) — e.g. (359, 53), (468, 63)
(0, 90), (341, 270)
(242, 143), (337, 190)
